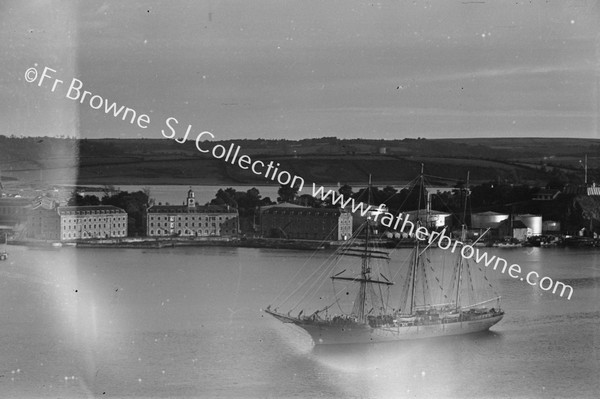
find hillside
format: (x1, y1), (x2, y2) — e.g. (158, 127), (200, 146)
(0, 136), (597, 188)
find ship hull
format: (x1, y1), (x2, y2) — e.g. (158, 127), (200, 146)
(269, 311), (504, 345)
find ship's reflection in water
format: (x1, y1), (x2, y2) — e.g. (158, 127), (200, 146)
(307, 332), (504, 398)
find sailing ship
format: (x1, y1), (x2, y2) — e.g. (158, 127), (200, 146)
(265, 171), (504, 345)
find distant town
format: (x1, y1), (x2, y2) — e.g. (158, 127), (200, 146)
(2, 135), (600, 249)
(1, 177), (600, 249)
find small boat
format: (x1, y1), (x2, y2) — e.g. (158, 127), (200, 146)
(0, 250), (7, 261)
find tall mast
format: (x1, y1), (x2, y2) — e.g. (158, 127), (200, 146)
(409, 164), (424, 315)
(455, 171), (470, 310)
(358, 174), (372, 322)
(461, 171), (470, 241)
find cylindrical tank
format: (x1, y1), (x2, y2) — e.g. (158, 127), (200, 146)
(516, 214), (543, 236)
(471, 211), (509, 229)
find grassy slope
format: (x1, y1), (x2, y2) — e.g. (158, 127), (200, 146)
(1, 136), (598, 187)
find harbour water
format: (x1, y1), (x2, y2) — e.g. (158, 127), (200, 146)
(0, 244), (598, 398)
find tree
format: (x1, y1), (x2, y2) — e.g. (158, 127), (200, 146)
(338, 184), (353, 199)
(277, 183), (299, 203)
(211, 188), (238, 208)
(101, 190), (149, 237)
(68, 193), (101, 206)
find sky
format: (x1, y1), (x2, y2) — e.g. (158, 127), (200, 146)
(1, 0), (599, 141)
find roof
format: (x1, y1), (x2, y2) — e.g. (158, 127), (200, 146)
(260, 202), (308, 211)
(562, 186), (588, 195)
(404, 209), (451, 217)
(472, 211), (507, 216)
(58, 205), (126, 215)
(147, 204), (237, 214)
(261, 204), (345, 215)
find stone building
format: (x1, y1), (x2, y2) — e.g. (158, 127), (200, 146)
(146, 189), (239, 237)
(260, 203), (353, 241)
(27, 204), (128, 241)
(0, 196), (32, 227)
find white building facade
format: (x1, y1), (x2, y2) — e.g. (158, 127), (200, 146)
(146, 189), (238, 237)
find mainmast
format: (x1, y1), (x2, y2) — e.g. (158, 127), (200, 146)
(357, 174), (373, 322)
(455, 171), (470, 310)
(330, 174), (394, 323)
(408, 164), (425, 315)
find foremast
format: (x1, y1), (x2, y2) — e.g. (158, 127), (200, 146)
(407, 164), (426, 315)
(331, 175), (393, 324)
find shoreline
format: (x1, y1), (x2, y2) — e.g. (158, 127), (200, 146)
(7, 237), (335, 251)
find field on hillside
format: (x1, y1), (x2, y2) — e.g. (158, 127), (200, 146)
(1, 136), (598, 188)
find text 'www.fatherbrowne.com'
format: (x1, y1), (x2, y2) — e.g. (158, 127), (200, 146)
(311, 184), (574, 300)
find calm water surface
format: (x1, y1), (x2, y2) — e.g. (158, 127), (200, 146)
(0, 245), (598, 398)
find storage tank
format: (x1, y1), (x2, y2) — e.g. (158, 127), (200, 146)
(471, 211), (509, 229)
(516, 214), (543, 236)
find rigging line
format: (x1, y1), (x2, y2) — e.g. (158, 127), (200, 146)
(395, 177), (422, 211)
(390, 249), (413, 283)
(421, 253), (432, 308)
(300, 246), (348, 299)
(422, 173), (461, 183)
(440, 247), (447, 300)
(324, 219), (341, 242)
(470, 268), (478, 306)
(331, 273), (360, 305)
(376, 273), (387, 314)
(399, 259), (413, 314)
(289, 255), (341, 312)
(277, 245), (343, 308)
(467, 259), (479, 305)
(275, 252), (337, 308)
(278, 221), (369, 308)
(332, 278), (346, 315)
(291, 222), (371, 308)
(270, 231), (342, 306)
(448, 255), (459, 306)
(472, 228), (491, 245)
(385, 278), (392, 313)
(417, 231), (443, 257)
